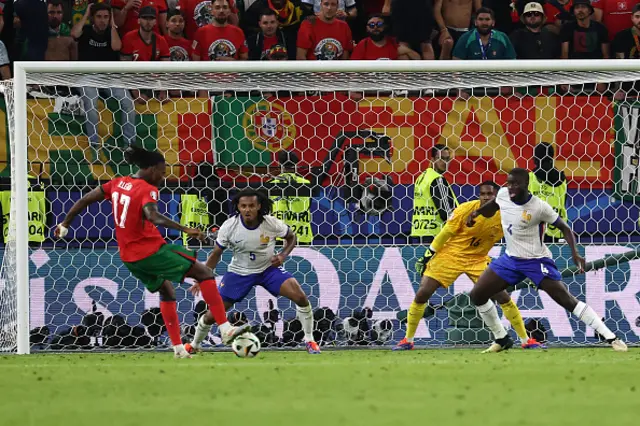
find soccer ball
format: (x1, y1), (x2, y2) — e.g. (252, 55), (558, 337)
(231, 332), (261, 358)
(359, 177), (393, 216)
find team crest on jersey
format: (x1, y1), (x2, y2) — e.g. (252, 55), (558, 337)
(194, 1), (214, 27)
(150, 191), (158, 201)
(521, 210), (532, 223)
(260, 234), (270, 244)
(208, 39), (236, 59)
(314, 38), (343, 60)
(243, 101), (296, 152)
(618, 1), (628, 11)
(170, 45), (190, 61)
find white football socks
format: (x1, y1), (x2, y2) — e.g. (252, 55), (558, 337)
(476, 300), (508, 340)
(192, 315), (213, 346)
(572, 301), (615, 340)
(296, 303), (315, 343)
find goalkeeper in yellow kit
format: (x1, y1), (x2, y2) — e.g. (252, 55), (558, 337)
(393, 181), (543, 352)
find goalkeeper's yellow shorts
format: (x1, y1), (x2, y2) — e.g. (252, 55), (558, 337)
(423, 254), (491, 288)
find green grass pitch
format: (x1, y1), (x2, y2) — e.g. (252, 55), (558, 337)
(1, 348), (639, 426)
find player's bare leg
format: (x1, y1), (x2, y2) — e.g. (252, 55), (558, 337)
(393, 275), (441, 351)
(539, 278), (628, 352)
(185, 263), (250, 354)
(157, 280), (191, 359)
(279, 278), (320, 354)
(491, 290), (543, 349)
(469, 269), (514, 353)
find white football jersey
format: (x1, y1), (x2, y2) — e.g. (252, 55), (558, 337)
(495, 187), (560, 259)
(216, 215), (290, 275)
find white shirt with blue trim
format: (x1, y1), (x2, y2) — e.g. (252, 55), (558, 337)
(496, 187), (560, 259)
(216, 215), (289, 275)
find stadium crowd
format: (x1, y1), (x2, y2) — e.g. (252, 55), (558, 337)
(0, 0), (639, 72)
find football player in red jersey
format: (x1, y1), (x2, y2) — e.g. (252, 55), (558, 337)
(54, 146), (249, 358)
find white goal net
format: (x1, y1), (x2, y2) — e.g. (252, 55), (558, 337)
(2, 61), (640, 354)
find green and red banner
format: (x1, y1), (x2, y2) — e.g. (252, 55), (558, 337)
(0, 94), (615, 188)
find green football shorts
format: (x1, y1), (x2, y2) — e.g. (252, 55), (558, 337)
(124, 244), (197, 292)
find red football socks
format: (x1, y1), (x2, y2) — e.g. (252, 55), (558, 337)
(199, 278), (228, 325)
(159, 301), (182, 346)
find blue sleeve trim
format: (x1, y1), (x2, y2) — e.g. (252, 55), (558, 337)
(551, 216), (562, 228)
(216, 241), (226, 250)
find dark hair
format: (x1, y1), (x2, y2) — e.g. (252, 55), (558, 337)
(509, 167), (530, 183)
(124, 145), (165, 169)
(91, 3), (111, 16)
(476, 7), (495, 19)
(367, 13), (386, 23)
(47, 0), (64, 7)
(430, 144), (449, 158)
(167, 8), (185, 19)
(232, 189), (273, 218)
(479, 180), (500, 191)
(259, 8), (277, 20)
(634, 3), (640, 13)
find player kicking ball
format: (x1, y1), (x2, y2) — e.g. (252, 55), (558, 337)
(466, 168), (627, 352)
(393, 181), (543, 352)
(54, 146), (249, 358)
(185, 189), (321, 354)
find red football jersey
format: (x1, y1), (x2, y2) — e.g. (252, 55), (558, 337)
(122, 30), (171, 61)
(544, 0), (573, 24)
(111, 0), (168, 35)
(192, 24), (247, 60)
(592, 0), (640, 40)
(102, 176), (166, 262)
(178, 0), (238, 40)
(165, 35), (192, 60)
(297, 18), (353, 60)
(351, 37), (398, 60)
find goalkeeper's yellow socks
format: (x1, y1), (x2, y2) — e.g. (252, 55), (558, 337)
(405, 300), (427, 343)
(500, 300), (528, 344)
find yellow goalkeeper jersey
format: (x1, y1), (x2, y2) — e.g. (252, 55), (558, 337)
(437, 200), (503, 260)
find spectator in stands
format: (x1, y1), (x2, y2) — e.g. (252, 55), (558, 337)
(0, 35), (9, 80)
(297, 0), (353, 59)
(121, 6), (170, 102)
(301, 0), (357, 21)
(165, 8), (192, 60)
(613, 3), (640, 58)
(241, 0), (303, 48)
(612, 4), (640, 99)
(14, 0), (49, 60)
(452, 7), (516, 59)
(112, 0), (168, 36)
(192, 0), (248, 60)
(434, 0), (481, 60)
(247, 9), (295, 60)
(510, 2), (561, 59)
(594, 0), (640, 41)
(388, 0), (434, 60)
(351, 13), (399, 60)
(72, 4), (135, 163)
(46, 0), (77, 61)
(543, 0), (574, 34)
(560, 0), (609, 59)
(178, 0), (239, 39)
(72, 2), (121, 61)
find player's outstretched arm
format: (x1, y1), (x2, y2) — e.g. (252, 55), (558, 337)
(553, 217), (585, 273)
(205, 245), (224, 271)
(466, 199), (499, 227)
(143, 203), (204, 240)
(55, 187), (105, 237)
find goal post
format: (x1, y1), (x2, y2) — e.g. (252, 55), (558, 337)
(3, 59), (640, 354)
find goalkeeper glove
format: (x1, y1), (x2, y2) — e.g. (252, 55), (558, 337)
(415, 246), (436, 275)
